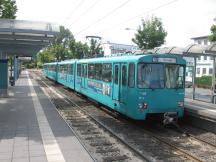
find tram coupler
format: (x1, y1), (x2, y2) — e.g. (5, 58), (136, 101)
(163, 112), (178, 125)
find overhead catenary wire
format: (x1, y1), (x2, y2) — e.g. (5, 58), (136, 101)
(70, 0), (101, 26)
(98, 0), (179, 33)
(74, 0), (132, 36)
(62, 0), (86, 24)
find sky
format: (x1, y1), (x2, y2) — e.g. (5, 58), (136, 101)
(16, 0), (216, 47)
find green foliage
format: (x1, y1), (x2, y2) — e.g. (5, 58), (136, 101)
(0, 0), (17, 19)
(37, 49), (55, 64)
(195, 76), (212, 88)
(208, 24), (216, 42)
(69, 40), (89, 59)
(52, 26), (75, 46)
(89, 39), (103, 57)
(36, 25), (91, 67)
(132, 16), (167, 49)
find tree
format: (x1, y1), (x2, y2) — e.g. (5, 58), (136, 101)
(49, 26), (75, 61)
(89, 39), (103, 57)
(69, 40), (89, 59)
(37, 49), (55, 64)
(208, 21), (216, 42)
(132, 16), (167, 49)
(52, 26), (74, 46)
(0, 0), (17, 19)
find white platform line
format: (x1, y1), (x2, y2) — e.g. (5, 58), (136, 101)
(26, 71), (65, 162)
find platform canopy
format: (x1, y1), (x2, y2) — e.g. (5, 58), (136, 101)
(0, 19), (59, 57)
(146, 43), (216, 56)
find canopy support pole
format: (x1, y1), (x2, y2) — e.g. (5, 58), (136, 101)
(212, 57), (216, 104)
(192, 57), (197, 100)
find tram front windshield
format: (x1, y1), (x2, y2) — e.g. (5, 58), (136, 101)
(138, 64), (184, 89)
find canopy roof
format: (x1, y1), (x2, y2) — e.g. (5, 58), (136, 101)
(0, 19), (59, 56)
(147, 43), (216, 57)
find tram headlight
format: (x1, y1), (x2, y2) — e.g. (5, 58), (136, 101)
(138, 103), (148, 111)
(178, 101), (184, 107)
(138, 103), (143, 109)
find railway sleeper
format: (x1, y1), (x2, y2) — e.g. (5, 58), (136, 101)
(76, 126), (97, 131)
(80, 131), (101, 135)
(96, 148), (119, 153)
(90, 141), (113, 146)
(85, 136), (106, 140)
(102, 155), (129, 162)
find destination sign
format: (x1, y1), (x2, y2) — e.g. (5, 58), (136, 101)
(153, 57), (176, 63)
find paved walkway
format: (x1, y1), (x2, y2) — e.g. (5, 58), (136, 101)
(184, 98), (216, 120)
(0, 71), (93, 162)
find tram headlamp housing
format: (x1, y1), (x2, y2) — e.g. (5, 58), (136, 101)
(138, 103), (143, 109)
(138, 103), (148, 110)
(178, 101), (184, 107)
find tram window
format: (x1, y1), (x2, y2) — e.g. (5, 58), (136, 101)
(138, 64), (165, 89)
(122, 65), (127, 86)
(114, 65), (118, 84)
(95, 64), (102, 80)
(60, 65), (64, 73)
(165, 65), (184, 89)
(77, 64), (81, 76)
(83, 65), (87, 78)
(88, 64), (95, 79)
(128, 63), (135, 87)
(68, 64), (74, 75)
(102, 63), (112, 82)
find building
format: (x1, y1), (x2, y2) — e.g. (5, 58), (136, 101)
(191, 35), (214, 77)
(101, 42), (139, 56)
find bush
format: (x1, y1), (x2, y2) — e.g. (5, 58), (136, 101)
(195, 76), (212, 88)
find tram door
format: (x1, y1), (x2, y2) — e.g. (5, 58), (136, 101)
(81, 64), (87, 89)
(113, 64), (120, 101)
(120, 64), (127, 104)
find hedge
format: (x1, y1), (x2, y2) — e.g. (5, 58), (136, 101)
(195, 76), (212, 88)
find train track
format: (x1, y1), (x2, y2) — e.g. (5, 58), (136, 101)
(30, 72), (146, 162)
(31, 70), (216, 162)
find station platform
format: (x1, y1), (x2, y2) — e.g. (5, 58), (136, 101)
(184, 98), (216, 120)
(0, 71), (93, 162)
(184, 98), (216, 133)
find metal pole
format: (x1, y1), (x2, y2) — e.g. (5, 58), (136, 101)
(212, 57), (216, 103)
(192, 57), (197, 100)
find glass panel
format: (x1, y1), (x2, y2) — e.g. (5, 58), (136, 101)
(82, 64), (87, 78)
(165, 65), (184, 89)
(122, 65), (127, 86)
(128, 63), (135, 87)
(59, 65), (67, 80)
(114, 65), (118, 84)
(209, 68), (213, 74)
(95, 64), (102, 80)
(202, 68), (206, 74)
(197, 68), (200, 74)
(138, 64), (164, 89)
(77, 64), (81, 76)
(88, 64), (95, 79)
(68, 64), (73, 75)
(102, 63), (112, 82)
(204, 56), (207, 60)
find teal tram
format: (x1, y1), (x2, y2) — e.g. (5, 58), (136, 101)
(43, 53), (186, 121)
